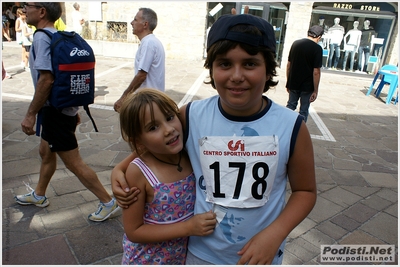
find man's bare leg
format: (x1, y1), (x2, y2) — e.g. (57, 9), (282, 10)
(58, 148), (112, 203)
(35, 138), (57, 196)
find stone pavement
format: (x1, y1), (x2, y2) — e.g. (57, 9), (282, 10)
(2, 41), (398, 265)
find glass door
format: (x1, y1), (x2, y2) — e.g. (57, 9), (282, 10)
(269, 18), (283, 61)
(234, 2), (288, 65)
(235, 2), (270, 20)
(268, 4), (288, 65)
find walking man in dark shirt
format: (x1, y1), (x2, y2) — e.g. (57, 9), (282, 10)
(286, 25), (323, 122)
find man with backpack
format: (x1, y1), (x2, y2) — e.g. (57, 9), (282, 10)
(16, 2), (119, 222)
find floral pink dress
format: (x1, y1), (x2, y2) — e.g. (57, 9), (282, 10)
(122, 158), (196, 265)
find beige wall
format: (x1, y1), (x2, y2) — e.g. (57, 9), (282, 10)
(65, 1), (208, 60)
(387, 19), (398, 66)
(280, 2), (314, 69)
(64, 1), (398, 66)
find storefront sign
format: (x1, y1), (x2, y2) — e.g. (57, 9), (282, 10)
(360, 5), (380, 11)
(332, 3), (381, 12)
(333, 3), (353, 9)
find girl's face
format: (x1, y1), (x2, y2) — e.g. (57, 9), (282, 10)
(137, 102), (183, 159)
(212, 45), (269, 117)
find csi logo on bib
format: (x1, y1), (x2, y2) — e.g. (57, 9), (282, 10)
(199, 136), (279, 208)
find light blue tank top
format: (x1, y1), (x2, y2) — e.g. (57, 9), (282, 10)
(184, 95), (302, 265)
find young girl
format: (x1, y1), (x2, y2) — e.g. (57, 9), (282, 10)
(14, 8), (25, 68)
(118, 88), (216, 265)
(113, 14), (316, 265)
(21, 14), (33, 71)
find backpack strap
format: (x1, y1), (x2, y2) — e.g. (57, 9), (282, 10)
(35, 109), (42, 137)
(33, 28), (53, 38)
(83, 105), (99, 132)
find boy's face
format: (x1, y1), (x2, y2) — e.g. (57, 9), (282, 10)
(212, 45), (268, 117)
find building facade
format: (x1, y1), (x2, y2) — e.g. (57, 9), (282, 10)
(4, 1), (396, 75)
(282, 2), (398, 75)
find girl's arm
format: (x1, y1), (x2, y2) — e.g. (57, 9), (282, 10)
(24, 27), (33, 38)
(15, 19), (21, 32)
(3, 61), (7, 80)
(237, 121), (317, 264)
(123, 163), (216, 243)
(2, 28), (11, 41)
(22, 24), (29, 37)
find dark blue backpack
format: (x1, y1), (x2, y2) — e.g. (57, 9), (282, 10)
(33, 29), (98, 134)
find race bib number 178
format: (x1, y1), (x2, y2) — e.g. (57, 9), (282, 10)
(199, 136), (279, 208)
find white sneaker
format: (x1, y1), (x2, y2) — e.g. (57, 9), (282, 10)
(14, 182), (49, 207)
(88, 198), (120, 222)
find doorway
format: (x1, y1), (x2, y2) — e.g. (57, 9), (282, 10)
(205, 2), (289, 65)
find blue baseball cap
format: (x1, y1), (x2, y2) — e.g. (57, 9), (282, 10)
(207, 14), (276, 53)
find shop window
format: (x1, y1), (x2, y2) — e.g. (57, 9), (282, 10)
(311, 12), (395, 74)
(311, 3), (396, 74)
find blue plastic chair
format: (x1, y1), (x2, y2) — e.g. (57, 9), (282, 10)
(374, 65), (398, 98)
(366, 64), (398, 104)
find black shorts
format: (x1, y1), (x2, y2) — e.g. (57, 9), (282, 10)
(41, 106), (78, 152)
(24, 45), (31, 52)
